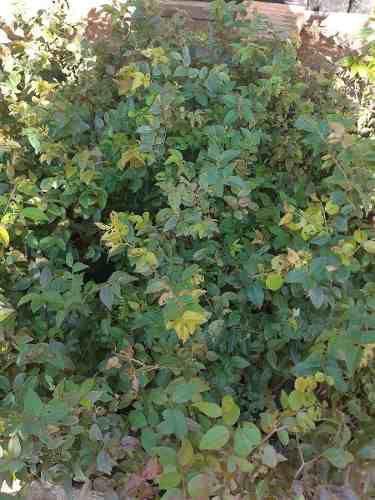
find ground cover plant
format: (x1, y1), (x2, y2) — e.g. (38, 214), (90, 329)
(0, 0), (375, 497)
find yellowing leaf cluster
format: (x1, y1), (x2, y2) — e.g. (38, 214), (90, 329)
(167, 310), (208, 343)
(118, 145), (147, 169)
(141, 47), (169, 65)
(280, 203), (325, 240)
(98, 212), (129, 256)
(115, 65), (151, 95)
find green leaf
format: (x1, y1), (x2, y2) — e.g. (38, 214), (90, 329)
(277, 429), (289, 447)
(23, 127), (41, 153)
(280, 390), (289, 410)
(261, 444), (285, 468)
(182, 46), (191, 66)
(22, 207), (49, 223)
(224, 109), (238, 126)
(228, 455), (254, 473)
(162, 409), (188, 440)
(8, 435), (21, 458)
(308, 287), (325, 309)
(174, 66), (188, 77)
(192, 401), (222, 418)
(146, 279), (169, 294)
(72, 262), (88, 273)
(221, 149), (240, 164)
(0, 305), (14, 322)
(0, 375), (10, 392)
(222, 395), (240, 426)
(247, 282), (264, 307)
(159, 470), (182, 489)
(129, 410), (147, 430)
(295, 116), (317, 133)
(99, 286), (114, 310)
(234, 423), (261, 457)
(161, 489), (183, 500)
(323, 448), (354, 469)
(172, 383), (197, 404)
(358, 440), (375, 460)
(231, 356), (250, 369)
(288, 390), (305, 411)
(66, 252), (74, 267)
(89, 424), (103, 442)
(187, 474), (210, 499)
(141, 428), (158, 453)
(265, 273), (284, 291)
(152, 446), (177, 467)
(96, 449), (116, 474)
(199, 425), (230, 451)
(362, 240), (375, 254)
(285, 269), (307, 284)
(255, 479), (269, 499)
(24, 387), (44, 418)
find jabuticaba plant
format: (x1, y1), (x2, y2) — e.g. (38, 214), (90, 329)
(0, 0), (375, 498)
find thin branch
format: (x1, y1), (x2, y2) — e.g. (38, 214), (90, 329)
(294, 437), (320, 479)
(259, 426), (287, 447)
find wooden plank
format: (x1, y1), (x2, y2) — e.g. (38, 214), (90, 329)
(160, 0), (212, 20)
(159, 1), (372, 40)
(245, 1), (306, 35)
(160, 0), (305, 37)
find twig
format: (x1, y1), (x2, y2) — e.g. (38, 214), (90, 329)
(259, 426), (287, 447)
(78, 465), (96, 500)
(1, 185), (16, 218)
(294, 437), (320, 479)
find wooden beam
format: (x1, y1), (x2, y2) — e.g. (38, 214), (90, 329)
(160, 0), (306, 37)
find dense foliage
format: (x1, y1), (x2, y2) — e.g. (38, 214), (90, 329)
(0, 1), (375, 497)
(340, 12), (375, 137)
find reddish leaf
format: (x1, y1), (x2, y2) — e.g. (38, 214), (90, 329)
(142, 457), (162, 480)
(125, 473), (144, 494)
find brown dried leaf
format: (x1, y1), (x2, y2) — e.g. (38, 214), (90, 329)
(106, 356), (121, 370)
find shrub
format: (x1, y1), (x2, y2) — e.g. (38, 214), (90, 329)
(340, 13), (375, 136)
(0, 0), (375, 498)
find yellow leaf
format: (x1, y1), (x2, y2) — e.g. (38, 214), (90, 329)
(80, 170), (96, 184)
(131, 71), (150, 92)
(115, 65), (151, 96)
(265, 273), (284, 291)
(271, 255), (287, 272)
(288, 222), (302, 232)
(325, 200), (340, 216)
(279, 212), (293, 226)
(118, 146), (146, 169)
(100, 212), (129, 255)
(65, 163), (77, 178)
(363, 240), (375, 254)
(294, 377), (309, 393)
(142, 47), (169, 65)
(222, 395), (240, 426)
(178, 438), (194, 467)
(354, 229), (367, 243)
(167, 310), (208, 343)
(0, 225), (10, 248)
